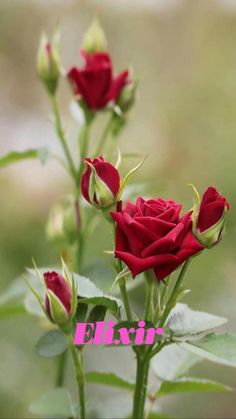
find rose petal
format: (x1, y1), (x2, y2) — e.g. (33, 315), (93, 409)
(115, 250), (178, 278)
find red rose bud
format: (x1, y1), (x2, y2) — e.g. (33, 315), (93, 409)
(81, 156), (120, 209)
(192, 186), (230, 248)
(111, 197), (204, 281)
(37, 32), (60, 95)
(67, 51), (129, 110)
(42, 264), (77, 333)
(82, 18), (107, 53)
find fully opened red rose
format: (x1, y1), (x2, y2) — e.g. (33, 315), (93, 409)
(112, 197), (204, 281)
(67, 51), (129, 110)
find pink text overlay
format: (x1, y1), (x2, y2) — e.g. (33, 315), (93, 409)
(73, 320), (164, 345)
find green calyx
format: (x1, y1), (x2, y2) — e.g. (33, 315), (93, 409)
(88, 163), (117, 209)
(193, 209), (228, 249)
(82, 18), (107, 53)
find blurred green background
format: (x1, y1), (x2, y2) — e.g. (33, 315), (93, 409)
(0, 0), (236, 417)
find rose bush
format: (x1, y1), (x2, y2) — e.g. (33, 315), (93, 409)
(112, 197), (204, 280)
(68, 51), (129, 110)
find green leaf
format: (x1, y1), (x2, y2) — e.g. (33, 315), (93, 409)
(29, 388), (73, 418)
(85, 371), (135, 391)
(81, 261), (114, 292)
(156, 377), (231, 397)
(87, 305), (107, 323)
(168, 303), (227, 338)
(79, 296), (122, 316)
(0, 148), (49, 168)
(151, 343), (200, 380)
(181, 333), (236, 367)
(75, 302), (88, 322)
(35, 330), (68, 358)
(24, 293), (46, 318)
(0, 279), (27, 306)
(147, 413), (171, 419)
(74, 273), (104, 298)
(0, 279), (27, 318)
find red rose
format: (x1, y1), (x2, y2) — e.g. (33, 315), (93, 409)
(81, 155), (120, 208)
(197, 187), (230, 232)
(44, 271), (72, 320)
(111, 197), (204, 281)
(67, 51), (129, 110)
(193, 186), (230, 247)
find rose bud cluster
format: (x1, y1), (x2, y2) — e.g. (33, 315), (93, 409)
(192, 187), (230, 248)
(67, 51), (129, 111)
(37, 32), (60, 96)
(81, 155), (120, 209)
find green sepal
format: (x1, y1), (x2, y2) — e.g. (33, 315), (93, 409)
(117, 154), (148, 200)
(87, 162), (115, 208)
(82, 17), (107, 53)
(46, 289), (70, 325)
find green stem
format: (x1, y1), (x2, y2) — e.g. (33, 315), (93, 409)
(144, 270), (155, 322)
(68, 336), (86, 419)
(132, 352), (149, 419)
(77, 124), (90, 190)
(158, 260), (191, 328)
(94, 115), (114, 156)
(75, 123), (90, 271)
(51, 95), (77, 182)
(55, 350), (67, 387)
(119, 276), (132, 321)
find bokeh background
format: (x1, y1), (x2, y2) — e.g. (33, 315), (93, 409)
(0, 0), (236, 417)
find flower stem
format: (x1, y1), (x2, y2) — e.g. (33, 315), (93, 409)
(132, 352), (149, 419)
(77, 124), (90, 189)
(68, 336), (86, 419)
(55, 350), (67, 387)
(158, 259), (191, 328)
(51, 95), (77, 182)
(144, 270), (155, 322)
(132, 270), (156, 418)
(119, 276), (132, 321)
(94, 114), (114, 156)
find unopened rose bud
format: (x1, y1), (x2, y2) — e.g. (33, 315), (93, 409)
(192, 186), (230, 248)
(46, 197), (77, 246)
(117, 79), (137, 113)
(42, 266), (77, 333)
(82, 18), (107, 53)
(81, 156), (120, 209)
(37, 32), (60, 95)
(111, 79), (137, 136)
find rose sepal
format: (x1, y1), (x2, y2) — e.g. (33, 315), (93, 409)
(86, 161), (116, 208)
(117, 154), (148, 200)
(82, 17), (107, 53)
(193, 210), (228, 249)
